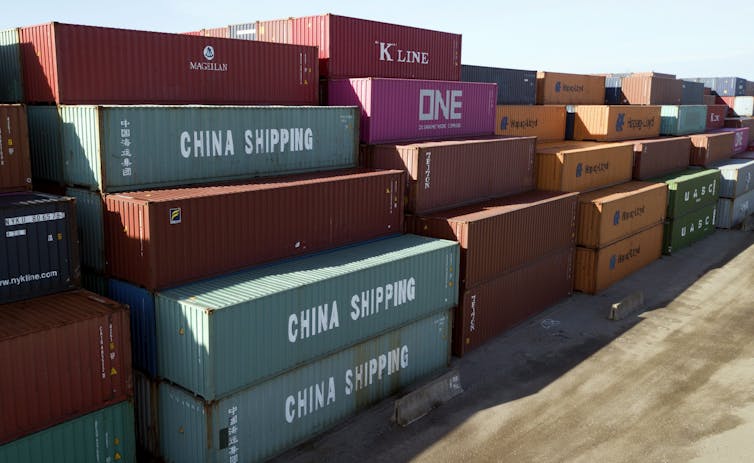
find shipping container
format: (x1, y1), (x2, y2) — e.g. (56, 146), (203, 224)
(536, 72), (605, 104)
(362, 136), (536, 214)
(407, 190), (578, 289)
(659, 105), (707, 135)
(721, 96), (754, 117)
(708, 127), (749, 154)
(0, 192), (79, 303)
(56, 105), (358, 192)
(0, 104), (31, 191)
(157, 310), (451, 463)
(109, 279), (158, 377)
(0, 29), (23, 102)
(684, 77), (747, 96)
(81, 269), (108, 297)
(747, 81), (754, 97)
(620, 75), (682, 105)
(495, 105), (566, 141)
(690, 131), (735, 166)
(133, 370), (160, 459)
(577, 181), (668, 249)
(328, 78), (496, 144)
(535, 141), (634, 192)
(725, 117), (754, 147)
(105, 169), (403, 290)
(572, 105), (661, 141)
(257, 14), (461, 80)
(632, 71), (676, 79)
(632, 137), (691, 180)
(703, 95), (717, 105)
(0, 401), (135, 463)
(454, 247), (573, 357)
(201, 27), (229, 38)
(66, 187), (105, 272)
(574, 223), (663, 294)
(716, 188), (754, 228)
(229, 22), (257, 40)
(0, 289), (132, 444)
(19, 22), (318, 104)
(706, 104), (728, 130)
(681, 80), (705, 105)
(663, 202), (717, 254)
(604, 76), (624, 105)
(26, 105), (63, 184)
(461, 65), (536, 105)
(654, 168), (721, 218)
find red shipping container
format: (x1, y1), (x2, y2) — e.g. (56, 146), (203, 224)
(725, 117), (754, 147)
(690, 132), (735, 167)
(407, 190), (578, 289)
(19, 22), (318, 104)
(362, 136), (536, 214)
(706, 105), (728, 130)
(328, 78), (496, 144)
(0, 289), (132, 444)
(454, 247), (574, 356)
(257, 14), (461, 80)
(632, 137), (690, 180)
(709, 127), (749, 154)
(105, 169), (404, 290)
(0, 104), (32, 192)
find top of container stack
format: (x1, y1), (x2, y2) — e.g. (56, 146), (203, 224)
(682, 77), (748, 97)
(256, 14), (462, 80)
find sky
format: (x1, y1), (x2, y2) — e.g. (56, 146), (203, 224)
(3, 0), (754, 79)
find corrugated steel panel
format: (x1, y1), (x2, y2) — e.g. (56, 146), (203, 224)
(747, 81), (754, 97)
(0, 289), (132, 444)
(255, 18), (291, 43)
(81, 269), (108, 297)
(66, 187), (105, 272)
(708, 127), (749, 154)
(620, 76), (682, 105)
(706, 104), (728, 130)
(690, 132), (735, 166)
(535, 141), (634, 192)
(228, 22), (256, 40)
(0, 29), (23, 102)
(454, 247), (573, 357)
(632, 137), (691, 180)
(26, 105), (63, 184)
(461, 65), (536, 104)
(0, 192), (80, 303)
(716, 189), (754, 228)
(663, 202), (717, 254)
(604, 76), (625, 105)
(572, 105), (661, 141)
(721, 96), (754, 117)
(660, 105), (707, 135)
(202, 27), (229, 38)
(574, 223), (663, 294)
(59, 105), (358, 192)
(632, 71), (676, 79)
(133, 370), (160, 459)
(536, 72), (605, 104)
(362, 136), (536, 214)
(156, 234), (458, 400)
(0, 401), (135, 463)
(19, 22), (318, 104)
(684, 77), (747, 96)
(653, 168), (721, 219)
(681, 80), (705, 105)
(108, 279), (157, 377)
(328, 78), (496, 144)
(158, 310), (451, 463)
(703, 95), (717, 105)
(407, 190), (578, 289)
(0, 104), (31, 192)
(725, 117), (754, 147)
(495, 105), (566, 141)
(577, 181), (668, 248)
(105, 169), (404, 290)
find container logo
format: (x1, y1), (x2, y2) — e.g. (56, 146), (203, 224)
(555, 81), (562, 93)
(609, 255), (617, 269)
(613, 211), (620, 225)
(189, 46), (228, 72)
(170, 208), (182, 224)
(575, 163), (583, 177)
(203, 45), (215, 61)
(375, 41), (429, 65)
(616, 113), (625, 132)
(500, 116), (509, 130)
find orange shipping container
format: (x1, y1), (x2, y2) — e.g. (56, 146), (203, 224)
(572, 105), (661, 141)
(536, 71), (605, 104)
(620, 75), (682, 105)
(574, 223), (663, 294)
(577, 181), (668, 248)
(536, 141), (634, 193)
(495, 105), (566, 141)
(690, 132), (735, 167)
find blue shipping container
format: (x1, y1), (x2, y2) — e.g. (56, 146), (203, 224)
(109, 279), (158, 377)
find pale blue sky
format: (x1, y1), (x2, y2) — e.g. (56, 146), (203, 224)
(4, 0), (754, 79)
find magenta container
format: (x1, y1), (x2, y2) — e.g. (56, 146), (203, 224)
(711, 127), (750, 154)
(328, 78), (497, 144)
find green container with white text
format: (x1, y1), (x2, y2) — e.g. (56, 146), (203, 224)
(662, 202), (717, 254)
(653, 168), (721, 218)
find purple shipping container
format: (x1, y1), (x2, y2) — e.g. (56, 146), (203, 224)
(328, 78), (497, 144)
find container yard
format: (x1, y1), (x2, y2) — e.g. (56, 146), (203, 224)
(2, 7), (754, 463)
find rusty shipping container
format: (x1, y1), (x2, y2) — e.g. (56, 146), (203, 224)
(535, 141), (634, 192)
(725, 117), (754, 147)
(706, 104), (728, 130)
(620, 75), (682, 105)
(0, 104), (31, 192)
(105, 169), (403, 290)
(574, 223), (663, 294)
(257, 14), (461, 80)
(0, 289), (132, 444)
(495, 105), (566, 141)
(690, 132), (735, 166)
(536, 71), (605, 104)
(632, 137), (691, 180)
(18, 22), (318, 104)
(577, 181), (668, 248)
(362, 136), (535, 214)
(407, 190), (578, 289)
(572, 105), (661, 141)
(454, 247), (574, 357)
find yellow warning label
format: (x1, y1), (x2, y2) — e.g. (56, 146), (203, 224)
(114, 452), (122, 461)
(7, 138), (12, 146)
(110, 367), (118, 376)
(110, 342), (116, 351)
(114, 437), (120, 445)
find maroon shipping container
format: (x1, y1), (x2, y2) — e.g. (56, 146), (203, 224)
(706, 105), (728, 130)
(0, 289), (132, 444)
(690, 132), (735, 166)
(362, 136), (536, 214)
(632, 137), (691, 180)
(407, 190), (578, 289)
(620, 75), (682, 105)
(0, 104), (32, 192)
(257, 14), (461, 80)
(19, 22), (318, 104)
(105, 169), (404, 290)
(709, 127), (749, 154)
(725, 117), (754, 147)
(454, 247), (574, 357)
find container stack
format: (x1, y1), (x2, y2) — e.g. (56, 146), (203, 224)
(712, 158), (754, 228)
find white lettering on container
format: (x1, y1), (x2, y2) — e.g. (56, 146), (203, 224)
(350, 277), (416, 321)
(345, 345), (409, 395)
(284, 376), (336, 423)
(288, 301), (340, 343)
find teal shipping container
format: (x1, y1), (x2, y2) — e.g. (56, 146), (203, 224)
(660, 105), (707, 135)
(157, 234), (459, 400)
(66, 187), (106, 272)
(0, 29), (22, 102)
(716, 188), (754, 228)
(654, 168), (721, 218)
(27, 105), (63, 184)
(158, 310), (451, 463)
(662, 202), (717, 254)
(0, 401), (136, 463)
(39, 105), (359, 191)
(713, 158), (754, 198)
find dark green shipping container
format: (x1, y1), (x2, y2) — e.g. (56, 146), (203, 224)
(0, 29), (22, 102)
(654, 168), (721, 218)
(662, 202), (717, 254)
